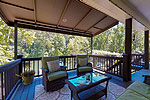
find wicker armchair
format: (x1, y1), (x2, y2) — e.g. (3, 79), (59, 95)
(42, 56), (68, 92)
(76, 55), (93, 76)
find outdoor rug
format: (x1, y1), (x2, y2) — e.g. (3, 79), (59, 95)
(34, 82), (126, 100)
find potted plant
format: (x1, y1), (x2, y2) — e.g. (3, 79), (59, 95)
(16, 62), (35, 85)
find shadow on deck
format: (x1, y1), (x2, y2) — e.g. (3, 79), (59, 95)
(10, 67), (150, 100)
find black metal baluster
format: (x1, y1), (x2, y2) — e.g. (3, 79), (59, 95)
(1, 73), (4, 100)
(24, 61), (25, 72)
(38, 60), (39, 76)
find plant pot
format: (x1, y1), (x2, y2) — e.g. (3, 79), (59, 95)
(22, 75), (34, 85)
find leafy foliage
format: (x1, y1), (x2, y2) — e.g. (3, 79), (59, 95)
(0, 18), (145, 65)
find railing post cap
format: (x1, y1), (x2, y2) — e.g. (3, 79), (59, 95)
(17, 54), (24, 59)
(122, 53), (128, 56)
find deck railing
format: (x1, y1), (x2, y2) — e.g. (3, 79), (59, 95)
(59, 56), (76, 70)
(21, 55), (77, 77)
(89, 55), (124, 78)
(0, 53), (144, 99)
(0, 59), (21, 100)
(22, 57), (42, 77)
(131, 53), (144, 72)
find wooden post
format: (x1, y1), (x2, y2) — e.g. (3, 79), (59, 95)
(17, 54), (23, 76)
(144, 30), (149, 69)
(124, 18), (132, 81)
(91, 37), (93, 54)
(123, 54), (129, 81)
(14, 21), (18, 59)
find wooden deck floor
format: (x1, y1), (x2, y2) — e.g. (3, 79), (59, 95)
(132, 66), (150, 82)
(11, 77), (42, 100)
(10, 68), (149, 100)
(10, 71), (77, 100)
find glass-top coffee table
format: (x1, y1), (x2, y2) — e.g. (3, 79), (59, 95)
(65, 72), (111, 100)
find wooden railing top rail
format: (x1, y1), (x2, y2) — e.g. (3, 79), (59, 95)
(132, 53), (144, 56)
(20, 54), (143, 61)
(22, 57), (42, 61)
(89, 55), (123, 60)
(59, 55), (76, 58)
(0, 59), (21, 73)
(21, 55), (76, 61)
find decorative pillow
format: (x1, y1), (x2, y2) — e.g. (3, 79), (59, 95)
(78, 58), (88, 66)
(47, 60), (60, 72)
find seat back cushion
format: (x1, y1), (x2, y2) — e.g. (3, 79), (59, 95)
(78, 58), (88, 66)
(47, 60), (60, 72)
(42, 56), (59, 69)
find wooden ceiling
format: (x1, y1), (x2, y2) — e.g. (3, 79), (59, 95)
(0, 0), (118, 37)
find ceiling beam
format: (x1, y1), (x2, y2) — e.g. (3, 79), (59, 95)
(33, 0), (37, 23)
(73, 9), (92, 30)
(0, 1), (34, 11)
(94, 21), (118, 36)
(0, 8), (9, 24)
(14, 18), (93, 37)
(93, 26), (103, 30)
(57, 0), (70, 27)
(15, 17), (92, 35)
(86, 16), (107, 32)
(16, 21), (92, 37)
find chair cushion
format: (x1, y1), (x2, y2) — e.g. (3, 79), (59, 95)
(47, 60), (60, 72)
(127, 81), (150, 98)
(78, 58), (88, 66)
(78, 66), (92, 72)
(116, 89), (149, 100)
(47, 71), (67, 81)
(42, 56), (59, 69)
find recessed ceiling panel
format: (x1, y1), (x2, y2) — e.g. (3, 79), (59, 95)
(59, 0), (91, 28)
(95, 17), (117, 29)
(76, 9), (106, 31)
(37, 0), (67, 25)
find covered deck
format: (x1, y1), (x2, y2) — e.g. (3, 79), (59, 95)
(0, 0), (150, 100)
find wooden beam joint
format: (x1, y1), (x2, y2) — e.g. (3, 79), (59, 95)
(73, 9), (92, 30)
(57, 0), (70, 27)
(86, 16), (107, 32)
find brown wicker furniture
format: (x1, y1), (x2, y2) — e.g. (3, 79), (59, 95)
(66, 72), (111, 100)
(42, 56), (68, 92)
(76, 55), (93, 76)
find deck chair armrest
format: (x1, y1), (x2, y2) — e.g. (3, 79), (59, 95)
(77, 63), (80, 69)
(60, 65), (67, 71)
(87, 62), (92, 67)
(42, 68), (48, 81)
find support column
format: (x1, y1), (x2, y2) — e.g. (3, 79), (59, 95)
(14, 21), (18, 59)
(144, 30), (149, 69)
(124, 18), (132, 81)
(91, 37), (93, 54)
(17, 54), (23, 79)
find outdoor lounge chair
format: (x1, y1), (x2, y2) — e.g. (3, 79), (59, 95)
(42, 56), (68, 92)
(76, 55), (93, 76)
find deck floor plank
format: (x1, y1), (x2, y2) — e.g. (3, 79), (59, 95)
(26, 81), (35, 100)
(20, 85), (30, 100)
(12, 83), (25, 100)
